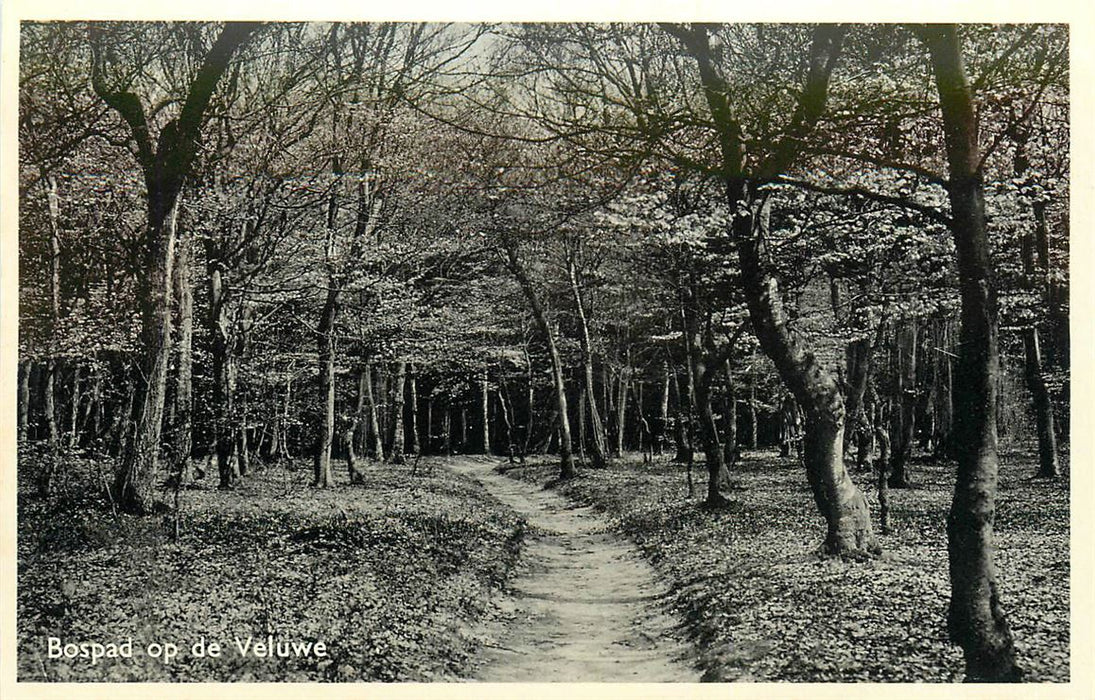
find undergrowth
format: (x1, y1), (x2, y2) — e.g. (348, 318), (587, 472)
(502, 449), (1069, 682)
(18, 455), (526, 681)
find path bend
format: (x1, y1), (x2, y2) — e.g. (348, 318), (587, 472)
(447, 456), (698, 682)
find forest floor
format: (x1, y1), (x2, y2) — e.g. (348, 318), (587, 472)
(17, 447), (1069, 683)
(498, 448), (1070, 682)
(17, 455), (527, 681)
(447, 455), (698, 681)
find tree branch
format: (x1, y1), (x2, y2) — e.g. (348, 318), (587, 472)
(771, 175), (952, 226)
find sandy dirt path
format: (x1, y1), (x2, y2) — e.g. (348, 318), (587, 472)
(447, 456), (698, 682)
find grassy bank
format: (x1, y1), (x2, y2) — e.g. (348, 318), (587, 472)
(18, 456), (526, 681)
(501, 450), (1068, 682)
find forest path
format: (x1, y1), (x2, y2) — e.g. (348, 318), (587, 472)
(445, 456), (697, 682)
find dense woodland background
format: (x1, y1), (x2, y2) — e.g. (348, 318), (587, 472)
(17, 22), (1068, 683)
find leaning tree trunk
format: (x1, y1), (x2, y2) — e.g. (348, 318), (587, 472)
(922, 23), (1022, 682)
(505, 244), (576, 480)
(734, 196), (876, 555)
(567, 256), (609, 467)
(665, 22), (876, 555)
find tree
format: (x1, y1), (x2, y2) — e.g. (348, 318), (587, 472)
(917, 23), (1022, 682)
(90, 21), (261, 513)
(500, 236), (577, 480)
(662, 24), (879, 554)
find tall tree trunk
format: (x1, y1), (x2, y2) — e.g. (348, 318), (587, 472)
(364, 362), (385, 461)
(922, 24), (1022, 681)
(933, 318), (956, 458)
(498, 385), (516, 463)
(889, 320), (918, 487)
(695, 371), (728, 505)
(669, 368), (691, 464)
(343, 423), (362, 483)
(280, 366), (294, 460)
(67, 363), (82, 451)
(85, 360), (104, 448)
(40, 173), (62, 496)
(425, 394), (434, 455)
(567, 254), (609, 467)
(237, 378), (250, 477)
(117, 197), (178, 509)
(42, 359), (58, 497)
(94, 22), (259, 514)
(18, 359), (31, 442)
(459, 406), (467, 452)
(656, 362), (670, 456)
(856, 386), (878, 472)
(602, 363), (616, 449)
(723, 360), (738, 466)
(110, 367), (135, 458)
(209, 259), (236, 489)
(388, 361), (406, 465)
(523, 346), (535, 461)
(683, 300), (729, 505)
(1013, 124), (1060, 479)
(504, 244), (576, 479)
(172, 209), (194, 484)
(874, 424), (891, 535)
(1022, 326), (1058, 478)
(408, 364), (420, 455)
(354, 368), (367, 456)
(443, 406), (452, 456)
(576, 382), (587, 461)
(615, 353), (630, 456)
(479, 371), (490, 454)
(313, 288), (338, 486)
(842, 337), (871, 457)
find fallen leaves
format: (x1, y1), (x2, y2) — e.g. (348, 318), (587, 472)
(504, 449), (1069, 682)
(18, 457), (527, 681)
